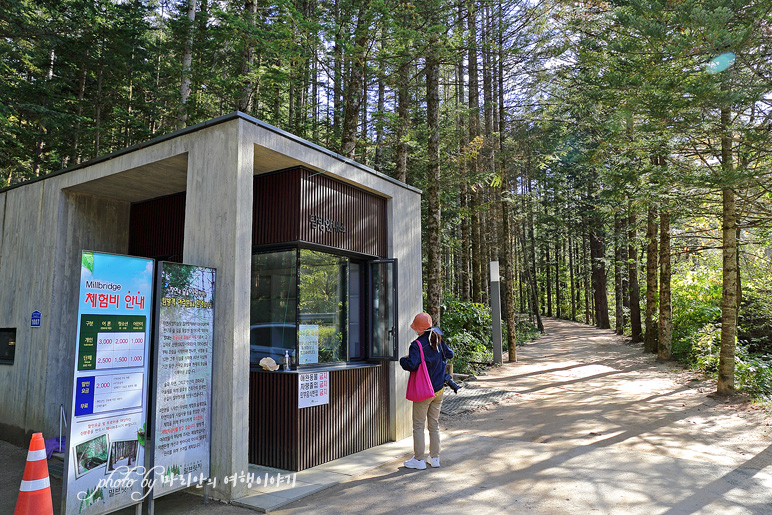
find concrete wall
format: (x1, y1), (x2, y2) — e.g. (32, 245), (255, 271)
(0, 181), (130, 444)
(182, 122), (251, 500)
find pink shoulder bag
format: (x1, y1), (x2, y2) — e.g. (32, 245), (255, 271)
(405, 341), (435, 402)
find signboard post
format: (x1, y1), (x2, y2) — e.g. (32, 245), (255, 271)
(490, 261), (503, 365)
(149, 262), (215, 501)
(63, 251), (154, 515)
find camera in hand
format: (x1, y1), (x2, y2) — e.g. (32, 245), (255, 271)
(444, 373), (461, 394)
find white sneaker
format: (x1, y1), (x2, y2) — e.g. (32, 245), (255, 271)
(404, 456), (426, 470)
(428, 457), (440, 468)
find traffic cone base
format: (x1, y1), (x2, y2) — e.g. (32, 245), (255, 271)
(15, 432), (54, 515)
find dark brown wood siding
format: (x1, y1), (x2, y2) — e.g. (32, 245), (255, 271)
(128, 192), (185, 261)
(249, 363), (390, 470)
(252, 169), (302, 246)
(253, 168), (387, 257)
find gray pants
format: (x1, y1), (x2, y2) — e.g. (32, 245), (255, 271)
(412, 389), (444, 460)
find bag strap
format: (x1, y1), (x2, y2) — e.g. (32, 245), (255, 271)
(414, 339), (426, 363)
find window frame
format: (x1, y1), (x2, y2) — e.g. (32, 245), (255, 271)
(251, 242), (394, 369)
(0, 328), (17, 365)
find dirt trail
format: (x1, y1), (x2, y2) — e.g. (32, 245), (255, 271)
(278, 318), (772, 515)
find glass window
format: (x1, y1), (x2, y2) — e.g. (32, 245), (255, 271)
(0, 328), (16, 365)
(250, 251), (297, 368)
(298, 250), (348, 364)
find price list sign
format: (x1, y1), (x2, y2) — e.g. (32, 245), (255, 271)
(78, 315), (147, 371)
(64, 252), (154, 515)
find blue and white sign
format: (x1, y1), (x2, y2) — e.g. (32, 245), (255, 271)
(64, 251), (154, 515)
(30, 310), (41, 328)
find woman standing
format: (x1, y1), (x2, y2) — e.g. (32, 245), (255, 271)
(400, 312), (453, 469)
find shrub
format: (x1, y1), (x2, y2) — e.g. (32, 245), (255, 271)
(735, 349), (772, 401)
(449, 330), (493, 375)
(738, 288), (772, 355)
(441, 300), (491, 342)
(670, 267), (722, 366)
(669, 266), (772, 400)
(439, 299), (539, 374)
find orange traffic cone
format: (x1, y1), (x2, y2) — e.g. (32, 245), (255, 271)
(14, 432), (53, 515)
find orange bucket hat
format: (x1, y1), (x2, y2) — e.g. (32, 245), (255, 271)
(410, 312), (433, 333)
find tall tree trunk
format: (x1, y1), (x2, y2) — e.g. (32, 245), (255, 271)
(456, 8), (470, 301)
(94, 40), (105, 157)
(520, 229), (544, 332)
(374, 32), (385, 172)
(569, 233), (576, 321)
(340, 1), (371, 158)
(628, 206), (643, 342)
(621, 209), (629, 328)
(178, 0), (198, 129)
(555, 235), (561, 319)
(545, 238), (552, 317)
(425, 20), (442, 323)
(591, 227), (610, 329)
(238, 0), (257, 112)
(395, 59), (409, 183)
(32, 48), (55, 176)
(468, 0), (483, 303)
(494, 5), (515, 354)
(658, 208), (672, 360)
(718, 102), (738, 394)
(644, 204), (659, 353)
(70, 55), (88, 164)
(583, 228), (592, 324)
(614, 212), (624, 334)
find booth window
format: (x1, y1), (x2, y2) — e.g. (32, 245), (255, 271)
(251, 248), (397, 368)
(298, 250), (348, 364)
(0, 328), (16, 365)
(250, 251), (297, 367)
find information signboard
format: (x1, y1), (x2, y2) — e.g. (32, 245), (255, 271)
(64, 251), (154, 515)
(298, 371), (329, 408)
(151, 262), (215, 498)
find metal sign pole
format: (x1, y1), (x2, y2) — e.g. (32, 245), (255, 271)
(490, 261), (503, 365)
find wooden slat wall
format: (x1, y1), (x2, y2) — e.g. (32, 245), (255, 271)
(248, 371), (298, 470)
(249, 363), (390, 471)
(299, 169), (387, 257)
(128, 192), (185, 261)
(252, 169), (302, 246)
(253, 168), (387, 257)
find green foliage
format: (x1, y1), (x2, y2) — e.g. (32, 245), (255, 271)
(440, 299), (538, 374)
(670, 267), (722, 365)
(738, 288), (772, 355)
(670, 266), (772, 400)
(441, 299), (491, 342)
(735, 349), (772, 402)
(449, 330), (492, 375)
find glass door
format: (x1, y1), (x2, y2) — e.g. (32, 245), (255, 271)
(369, 259), (398, 360)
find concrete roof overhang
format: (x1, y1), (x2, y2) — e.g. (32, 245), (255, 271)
(1, 112), (421, 202)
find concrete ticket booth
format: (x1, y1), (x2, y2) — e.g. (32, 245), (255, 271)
(0, 112), (422, 501)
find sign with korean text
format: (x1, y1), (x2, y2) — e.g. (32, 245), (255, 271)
(151, 262), (215, 498)
(298, 371), (329, 408)
(298, 324), (319, 365)
(31, 310), (41, 327)
(64, 251), (154, 515)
